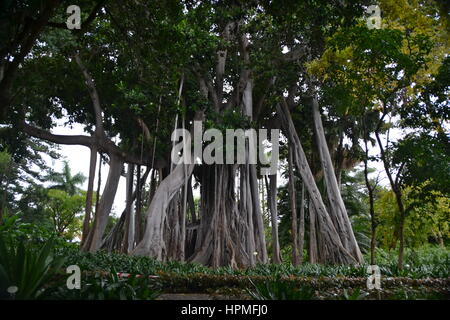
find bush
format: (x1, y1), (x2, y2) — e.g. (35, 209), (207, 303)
(0, 215), (76, 249)
(2, 242), (447, 300)
(59, 245), (450, 279)
(43, 270), (160, 300)
(0, 235), (65, 299)
(247, 277), (315, 300)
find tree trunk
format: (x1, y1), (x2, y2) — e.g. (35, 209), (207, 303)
(81, 146), (97, 245)
(165, 192), (182, 261)
(375, 129), (406, 270)
(122, 163), (135, 253)
(397, 201), (406, 270)
(298, 181), (305, 264)
(180, 154), (188, 261)
(309, 197), (318, 263)
(101, 166), (150, 252)
(94, 154), (102, 218)
(311, 96), (364, 263)
(277, 99), (356, 264)
(242, 73), (268, 264)
(132, 160), (195, 259)
(267, 174), (282, 264)
(288, 146), (299, 265)
(239, 164), (257, 267)
(83, 154), (123, 252)
(135, 165), (142, 242)
(101, 207), (126, 253)
(249, 164), (268, 263)
(132, 111), (204, 259)
(187, 177), (197, 223)
(363, 134), (377, 265)
(189, 164), (242, 267)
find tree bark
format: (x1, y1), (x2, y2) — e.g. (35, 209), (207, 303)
(309, 197), (318, 263)
(94, 154), (102, 219)
(122, 163), (135, 253)
(81, 146), (98, 245)
(277, 99), (356, 264)
(288, 145), (299, 265)
(84, 154), (123, 252)
(249, 164), (268, 263)
(239, 165), (257, 267)
(101, 166), (150, 252)
(240, 52), (268, 263)
(189, 165), (241, 267)
(267, 174), (282, 264)
(132, 158), (195, 259)
(298, 181), (305, 264)
(135, 165), (143, 242)
(363, 131), (377, 265)
(132, 112), (204, 259)
(311, 96), (364, 263)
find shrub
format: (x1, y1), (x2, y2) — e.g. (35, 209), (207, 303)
(247, 277), (315, 300)
(0, 235), (65, 299)
(43, 270), (160, 300)
(59, 245), (450, 279)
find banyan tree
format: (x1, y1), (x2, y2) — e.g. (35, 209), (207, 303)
(2, 0), (374, 267)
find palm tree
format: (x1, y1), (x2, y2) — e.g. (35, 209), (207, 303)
(47, 160), (86, 195)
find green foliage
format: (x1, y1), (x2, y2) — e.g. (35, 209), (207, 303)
(341, 168), (373, 253)
(46, 160), (86, 196)
(373, 246), (450, 278)
(392, 133), (450, 196)
(0, 0), (448, 301)
(60, 245), (450, 279)
(375, 188), (450, 248)
(1, 158), (89, 243)
(400, 56), (450, 131)
(45, 189), (85, 239)
(310, 23), (432, 116)
(0, 215), (54, 244)
(0, 149), (12, 213)
(0, 245), (445, 300)
(339, 288), (369, 300)
(247, 277), (315, 300)
(0, 150), (11, 176)
(45, 271), (160, 300)
(0, 235), (65, 300)
(151, 272), (449, 300)
(0, 133), (60, 210)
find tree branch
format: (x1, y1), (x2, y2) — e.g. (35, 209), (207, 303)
(21, 121), (93, 147)
(74, 53), (104, 133)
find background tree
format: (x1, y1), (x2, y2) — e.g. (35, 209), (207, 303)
(47, 160), (86, 196)
(45, 189), (85, 239)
